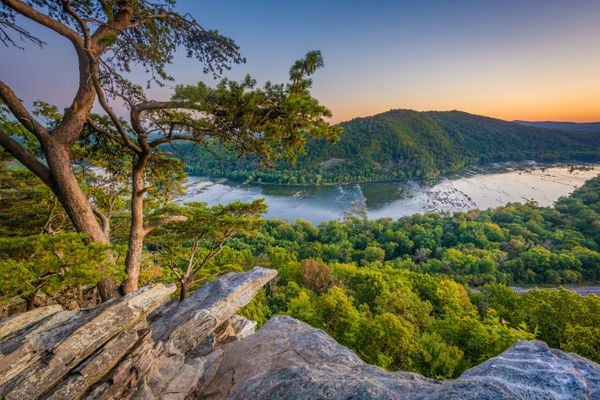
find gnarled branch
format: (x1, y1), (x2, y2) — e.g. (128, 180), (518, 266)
(0, 127), (52, 187)
(0, 80), (49, 139)
(143, 215), (187, 236)
(2, 0), (83, 47)
(90, 202), (110, 238)
(89, 72), (142, 153)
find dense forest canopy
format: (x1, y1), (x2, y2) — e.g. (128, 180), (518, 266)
(179, 109), (600, 184)
(233, 176), (600, 287)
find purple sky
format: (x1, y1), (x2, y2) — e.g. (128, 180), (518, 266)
(1, 0), (600, 123)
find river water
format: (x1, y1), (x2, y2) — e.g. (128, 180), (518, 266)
(178, 163), (599, 225)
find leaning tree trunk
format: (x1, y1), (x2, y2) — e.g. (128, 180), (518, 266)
(43, 137), (108, 244)
(43, 137), (120, 301)
(122, 153), (149, 294)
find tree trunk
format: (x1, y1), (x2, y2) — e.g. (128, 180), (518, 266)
(122, 153), (148, 294)
(97, 276), (120, 302)
(179, 280), (188, 302)
(43, 138), (120, 301)
(43, 138), (108, 244)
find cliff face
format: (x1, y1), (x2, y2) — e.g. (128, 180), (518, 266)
(0, 268), (598, 400)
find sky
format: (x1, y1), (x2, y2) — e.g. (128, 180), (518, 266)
(1, 0), (600, 123)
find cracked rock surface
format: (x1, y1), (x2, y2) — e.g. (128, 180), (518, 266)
(0, 267), (276, 400)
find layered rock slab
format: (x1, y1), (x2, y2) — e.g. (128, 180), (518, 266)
(0, 284), (175, 399)
(0, 267), (276, 400)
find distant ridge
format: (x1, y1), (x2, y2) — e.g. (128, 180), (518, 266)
(180, 109), (600, 185)
(514, 120), (600, 133)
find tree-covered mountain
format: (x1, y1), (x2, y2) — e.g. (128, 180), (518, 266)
(515, 120), (600, 133)
(179, 110), (600, 184)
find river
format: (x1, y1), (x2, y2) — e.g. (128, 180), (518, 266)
(178, 162), (599, 225)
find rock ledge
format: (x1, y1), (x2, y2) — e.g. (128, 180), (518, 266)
(1, 268), (598, 400)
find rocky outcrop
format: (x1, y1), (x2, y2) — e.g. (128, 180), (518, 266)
(0, 304), (63, 341)
(428, 340), (600, 400)
(1, 267), (598, 400)
(0, 267), (276, 400)
(198, 315), (441, 400)
(198, 316), (600, 400)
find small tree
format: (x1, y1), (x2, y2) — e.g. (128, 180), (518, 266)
(88, 50), (340, 293)
(152, 200), (267, 301)
(0, 232), (119, 308)
(299, 259), (333, 294)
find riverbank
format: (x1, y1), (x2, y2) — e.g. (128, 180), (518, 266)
(186, 161), (599, 188)
(179, 163), (600, 224)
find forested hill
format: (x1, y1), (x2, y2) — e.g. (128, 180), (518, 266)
(180, 109), (600, 184)
(515, 120), (600, 133)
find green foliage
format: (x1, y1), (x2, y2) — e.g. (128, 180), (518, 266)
(178, 110), (600, 184)
(169, 51), (341, 166)
(239, 177), (600, 286)
(0, 161), (70, 236)
(0, 233), (120, 305)
(148, 200), (267, 299)
(261, 259), (539, 378)
(240, 289), (271, 327)
(409, 332), (463, 379)
(562, 326), (600, 362)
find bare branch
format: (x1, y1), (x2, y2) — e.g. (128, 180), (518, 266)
(86, 117), (119, 142)
(187, 242), (226, 284)
(143, 215), (187, 236)
(127, 12), (178, 29)
(134, 100), (201, 112)
(60, 0), (91, 49)
(148, 133), (210, 148)
(0, 80), (49, 139)
(0, 19), (45, 48)
(2, 0), (83, 47)
(184, 239), (200, 277)
(90, 202), (110, 237)
(167, 262), (182, 280)
(89, 71), (142, 152)
(0, 127), (53, 187)
(129, 100), (210, 147)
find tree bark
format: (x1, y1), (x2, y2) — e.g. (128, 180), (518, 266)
(97, 276), (120, 302)
(42, 137), (108, 244)
(122, 153), (149, 293)
(179, 281), (188, 302)
(42, 138), (120, 301)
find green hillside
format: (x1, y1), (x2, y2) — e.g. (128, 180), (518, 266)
(180, 110), (600, 184)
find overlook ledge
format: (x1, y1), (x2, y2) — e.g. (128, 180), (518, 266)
(0, 268), (598, 400)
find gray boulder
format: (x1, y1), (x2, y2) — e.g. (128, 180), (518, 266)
(428, 340), (600, 400)
(198, 316), (600, 400)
